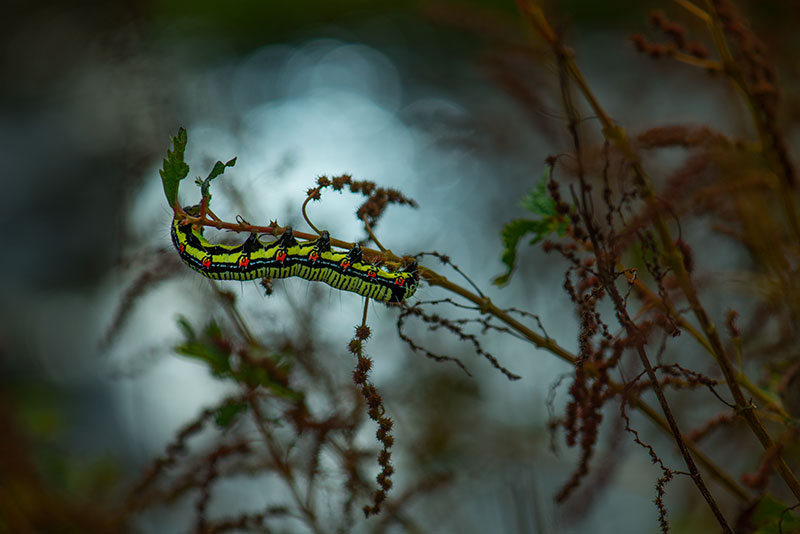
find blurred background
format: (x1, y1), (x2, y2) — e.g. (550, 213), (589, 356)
(2, 0), (798, 532)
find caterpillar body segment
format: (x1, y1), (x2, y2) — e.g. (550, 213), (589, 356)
(171, 215), (419, 303)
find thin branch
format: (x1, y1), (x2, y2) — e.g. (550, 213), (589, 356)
(302, 187), (323, 236)
(362, 216), (386, 252)
(517, 0), (800, 505)
(170, 202), (749, 503)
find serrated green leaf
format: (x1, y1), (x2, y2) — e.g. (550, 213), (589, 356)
(751, 494), (800, 533)
(214, 401), (248, 428)
(520, 169), (556, 216)
(493, 219), (549, 286)
(495, 166), (571, 287)
(159, 127), (190, 207)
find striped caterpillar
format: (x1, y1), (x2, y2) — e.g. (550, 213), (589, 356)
(171, 212), (419, 303)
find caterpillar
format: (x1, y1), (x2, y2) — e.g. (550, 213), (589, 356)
(171, 212), (419, 303)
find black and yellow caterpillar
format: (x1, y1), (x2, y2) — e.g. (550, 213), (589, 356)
(171, 213), (419, 303)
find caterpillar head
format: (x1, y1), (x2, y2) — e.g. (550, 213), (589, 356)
(402, 260), (419, 279)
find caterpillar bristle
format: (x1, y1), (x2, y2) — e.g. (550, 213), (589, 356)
(347, 244), (363, 264)
(278, 227), (298, 248)
(317, 231), (331, 252)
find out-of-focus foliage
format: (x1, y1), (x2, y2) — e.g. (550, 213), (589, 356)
(4, 0), (800, 532)
(494, 167), (569, 286)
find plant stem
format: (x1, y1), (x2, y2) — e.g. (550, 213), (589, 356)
(517, 0), (800, 504)
(302, 187), (323, 236)
(174, 205), (750, 504)
(247, 395), (323, 534)
(633, 279), (790, 420)
(362, 216), (387, 252)
(600, 256), (732, 532)
(701, 0), (800, 239)
(422, 269), (749, 502)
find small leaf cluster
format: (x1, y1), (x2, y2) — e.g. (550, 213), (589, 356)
(748, 494), (800, 534)
(159, 126), (237, 208)
(175, 317), (300, 401)
(493, 166), (570, 286)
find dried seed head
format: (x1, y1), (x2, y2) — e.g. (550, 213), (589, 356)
(355, 325), (372, 340)
(347, 339), (362, 354)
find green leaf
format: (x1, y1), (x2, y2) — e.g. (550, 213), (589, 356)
(214, 401), (249, 428)
(195, 157), (237, 202)
(520, 168), (556, 216)
(207, 158), (238, 182)
(174, 319), (232, 377)
(234, 356), (303, 401)
(751, 494), (800, 533)
(173, 317), (303, 400)
(494, 165), (571, 287)
(159, 127), (190, 207)
(175, 341), (232, 377)
(493, 219), (549, 286)
(176, 315), (196, 340)
(202, 319), (223, 340)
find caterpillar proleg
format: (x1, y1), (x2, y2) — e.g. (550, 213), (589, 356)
(171, 213), (419, 303)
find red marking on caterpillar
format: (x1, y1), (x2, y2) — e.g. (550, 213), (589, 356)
(171, 213), (420, 303)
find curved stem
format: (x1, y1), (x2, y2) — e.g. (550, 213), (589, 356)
(302, 188), (323, 236)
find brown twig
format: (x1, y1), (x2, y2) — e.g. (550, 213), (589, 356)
(516, 0), (800, 506)
(171, 200), (748, 502)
